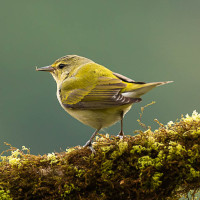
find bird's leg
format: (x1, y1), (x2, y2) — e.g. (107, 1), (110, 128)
(83, 128), (100, 153)
(117, 112), (124, 139)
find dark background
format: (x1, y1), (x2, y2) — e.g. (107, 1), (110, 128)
(1, 1), (200, 155)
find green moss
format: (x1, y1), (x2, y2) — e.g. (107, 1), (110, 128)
(100, 145), (114, 153)
(190, 167), (200, 178)
(137, 155), (154, 170)
(130, 145), (146, 154)
(151, 172), (163, 189)
(0, 187), (12, 200)
(0, 111), (200, 199)
(62, 183), (80, 196)
(110, 141), (128, 159)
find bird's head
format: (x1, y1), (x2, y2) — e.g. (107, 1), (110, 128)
(36, 55), (93, 84)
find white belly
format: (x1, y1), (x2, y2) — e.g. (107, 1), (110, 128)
(64, 105), (132, 129)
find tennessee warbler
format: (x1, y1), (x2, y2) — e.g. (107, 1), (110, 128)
(36, 55), (172, 151)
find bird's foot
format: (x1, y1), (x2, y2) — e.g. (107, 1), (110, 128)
(117, 131), (124, 140)
(83, 140), (96, 154)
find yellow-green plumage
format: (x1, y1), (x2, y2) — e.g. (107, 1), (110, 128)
(36, 55), (173, 149)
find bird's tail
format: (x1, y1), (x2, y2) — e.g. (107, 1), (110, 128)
(121, 81), (173, 98)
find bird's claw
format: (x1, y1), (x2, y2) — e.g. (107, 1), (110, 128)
(83, 140), (96, 154)
(116, 134), (124, 140)
(117, 131), (124, 140)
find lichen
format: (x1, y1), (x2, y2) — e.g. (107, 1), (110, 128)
(47, 152), (58, 164)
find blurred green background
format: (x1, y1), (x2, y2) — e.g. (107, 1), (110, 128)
(1, 0), (200, 155)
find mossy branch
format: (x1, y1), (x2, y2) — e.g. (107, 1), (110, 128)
(0, 111), (200, 200)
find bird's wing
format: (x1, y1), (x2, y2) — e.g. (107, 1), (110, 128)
(113, 72), (146, 84)
(60, 64), (141, 109)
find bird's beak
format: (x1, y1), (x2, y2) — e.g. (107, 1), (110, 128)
(36, 66), (55, 72)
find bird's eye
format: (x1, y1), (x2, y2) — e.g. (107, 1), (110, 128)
(58, 64), (66, 69)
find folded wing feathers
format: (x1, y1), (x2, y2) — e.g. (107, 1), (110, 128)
(63, 77), (142, 109)
(63, 74), (172, 109)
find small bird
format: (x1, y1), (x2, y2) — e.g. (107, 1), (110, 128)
(36, 55), (172, 150)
